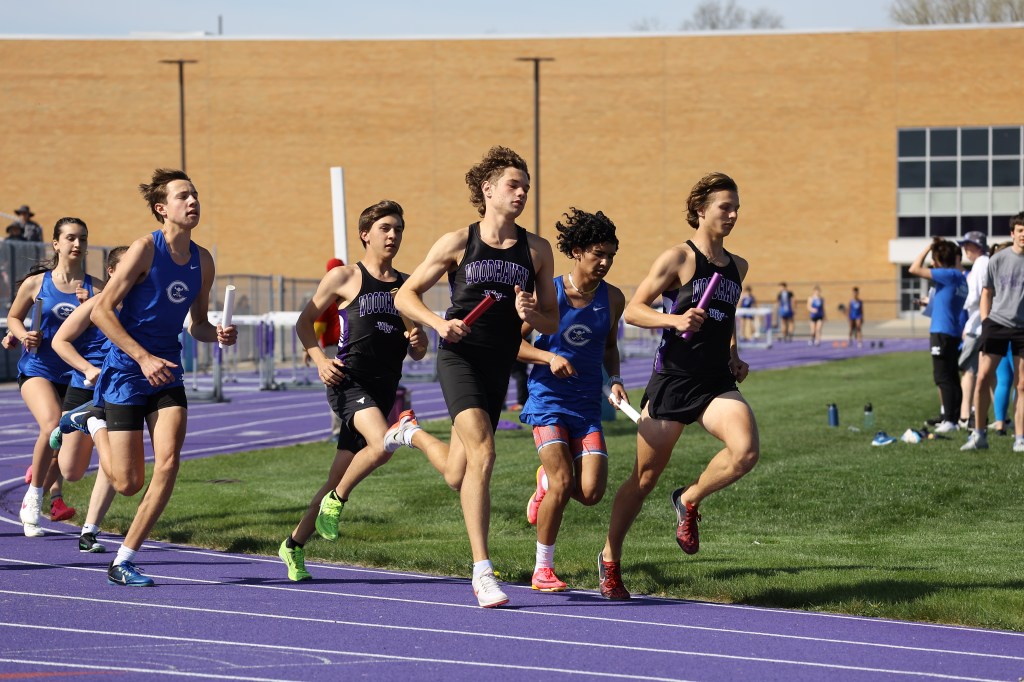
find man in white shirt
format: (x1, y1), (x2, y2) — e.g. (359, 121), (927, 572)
(956, 231), (989, 430)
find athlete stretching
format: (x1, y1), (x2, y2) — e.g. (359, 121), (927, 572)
(598, 172), (759, 600)
(394, 146), (559, 608)
(518, 207), (627, 592)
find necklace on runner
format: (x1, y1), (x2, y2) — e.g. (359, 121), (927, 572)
(568, 272), (599, 296)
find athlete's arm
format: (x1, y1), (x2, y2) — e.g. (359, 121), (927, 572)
(52, 295), (102, 385)
(624, 246), (703, 335)
(730, 255), (751, 382)
(604, 284), (628, 404)
(188, 247), (236, 347)
(91, 235), (175, 386)
(519, 235), (559, 335)
(406, 325), (429, 362)
(395, 230), (470, 343)
(908, 244), (934, 281)
(297, 265), (356, 386)
(5, 272), (44, 351)
(979, 286), (993, 321)
(517, 321), (576, 378)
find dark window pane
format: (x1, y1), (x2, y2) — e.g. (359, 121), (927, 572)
(993, 127), (1021, 156)
(930, 216), (957, 236)
(930, 160), (957, 187)
(993, 215), (1017, 235)
(961, 128), (988, 156)
(899, 130), (926, 157)
(961, 215), (989, 234)
(993, 159), (1021, 187)
(931, 129), (957, 156)
(898, 217), (926, 237)
(899, 161), (926, 188)
(961, 160), (988, 187)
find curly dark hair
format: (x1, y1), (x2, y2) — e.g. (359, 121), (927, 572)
(685, 172), (738, 229)
(465, 146), (529, 217)
(555, 208), (618, 259)
(930, 238), (960, 268)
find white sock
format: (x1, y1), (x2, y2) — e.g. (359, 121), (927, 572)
(472, 559), (494, 579)
(540, 472), (549, 491)
(113, 545), (137, 566)
(26, 485), (43, 501)
(87, 417), (107, 437)
(403, 424), (422, 448)
(82, 524), (100, 536)
(535, 542), (555, 570)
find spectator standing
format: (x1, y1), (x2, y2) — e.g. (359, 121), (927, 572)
(7, 205), (43, 242)
(957, 231), (990, 429)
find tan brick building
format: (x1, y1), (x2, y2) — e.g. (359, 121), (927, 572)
(2, 27), (1021, 319)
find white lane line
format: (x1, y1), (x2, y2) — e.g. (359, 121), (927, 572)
(0, 624), (690, 682)
(0, 620), (1003, 682)
(0, 658), (297, 682)
(0, 562), (1020, 664)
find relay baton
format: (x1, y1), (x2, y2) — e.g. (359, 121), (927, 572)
(219, 285), (236, 349)
(603, 384), (640, 424)
(462, 292), (498, 328)
(29, 298), (43, 355)
(390, 288), (417, 333)
(680, 272), (722, 340)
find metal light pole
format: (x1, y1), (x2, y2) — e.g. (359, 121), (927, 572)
(159, 59), (198, 172)
(516, 57), (554, 235)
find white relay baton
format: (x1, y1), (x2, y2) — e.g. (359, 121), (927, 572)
(603, 384), (640, 424)
(29, 298), (43, 355)
(219, 285), (236, 349)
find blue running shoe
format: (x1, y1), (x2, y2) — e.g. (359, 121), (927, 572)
(60, 401), (104, 437)
(107, 560), (155, 587)
(871, 431), (896, 446)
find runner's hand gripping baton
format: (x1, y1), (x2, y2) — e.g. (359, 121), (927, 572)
(390, 288), (417, 333)
(603, 384), (640, 424)
(219, 285), (236, 349)
(462, 292), (499, 328)
(680, 272), (722, 340)
(29, 298), (43, 355)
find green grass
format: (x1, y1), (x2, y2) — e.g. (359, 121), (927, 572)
(64, 351), (1024, 630)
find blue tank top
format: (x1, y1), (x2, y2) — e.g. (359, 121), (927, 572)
(521, 277), (611, 422)
(69, 302), (109, 389)
(849, 299), (863, 320)
(113, 230), (201, 359)
(17, 271), (94, 383)
(809, 296), (824, 320)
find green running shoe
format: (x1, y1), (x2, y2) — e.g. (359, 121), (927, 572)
(278, 539), (311, 582)
(315, 491), (344, 541)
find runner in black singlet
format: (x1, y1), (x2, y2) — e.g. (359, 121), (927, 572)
(597, 172), (760, 601)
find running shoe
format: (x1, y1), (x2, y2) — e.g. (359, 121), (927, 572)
(597, 551), (630, 600)
(526, 465), (546, 526)
(933, 421), (959, 434)
(1014, 437), (1024, 454)
(59, 401), (104, 436)
(472, 569), (509, 608)
(79, 532), (105, 553)
(960, 430), (989, 451)
(50, 497), (76, 522)
(20, 494), (43, 537)
(383, 409), (420, 454)
(314, 491), (345, 541)
(278, 539), (312, 582)
(48, 426), (64, 451)
(871, 431), (896, 446)
(671, 486), (701, 555)
(531, 567), (567, 592)
(107, 560), (154, 587)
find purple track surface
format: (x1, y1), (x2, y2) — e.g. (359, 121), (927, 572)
(5, 338), (1024, 681)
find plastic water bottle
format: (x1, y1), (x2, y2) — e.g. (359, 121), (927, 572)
(863, 403), (875, 430)
(827, 403), (839, 427)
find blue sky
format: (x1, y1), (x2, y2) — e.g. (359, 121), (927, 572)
(4, 1), (894, 37)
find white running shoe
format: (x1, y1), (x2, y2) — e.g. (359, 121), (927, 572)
(960, 430), (989, 451)
(934, 421), (959, 434)
(472, 569), (509, 608)
(383, 409), (419, 454)
(20, 494), (43, 537)
(1014, 438), (1024, 454)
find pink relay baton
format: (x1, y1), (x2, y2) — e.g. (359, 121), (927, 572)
(680, 272), (722, 340)
(462, 292), (499, 328)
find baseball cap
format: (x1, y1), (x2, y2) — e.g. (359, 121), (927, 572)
(958, 231), (987, 250)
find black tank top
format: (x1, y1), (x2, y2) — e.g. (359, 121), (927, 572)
(654, 241), (742, 378)
(337, 262), (408, 392)
(443, 222), (537, 363)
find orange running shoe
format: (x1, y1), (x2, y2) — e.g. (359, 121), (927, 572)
(525, 465), (546, 525)
(50, 497), (76, 522)
(597, 552), (630, 600)
(531, 567), (567, 592)
(383, 409), (420, 454)
(671, 487), (701, 555)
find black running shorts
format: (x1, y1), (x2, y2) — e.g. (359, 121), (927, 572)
(325, 376), (395, 452)
(436, 346), (512, 431)
(641, 371), (738, 425)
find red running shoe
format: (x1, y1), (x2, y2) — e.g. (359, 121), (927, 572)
(526, 465), (546, 525)
(24, 464), (32, 484)
(531, 567), (567, 592)
(50, 497), (76, 522)
(597, 551), (630, 600)
(671, 487), (701, 554)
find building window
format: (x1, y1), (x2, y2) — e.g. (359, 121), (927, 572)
(897, 126), (1023, 239)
